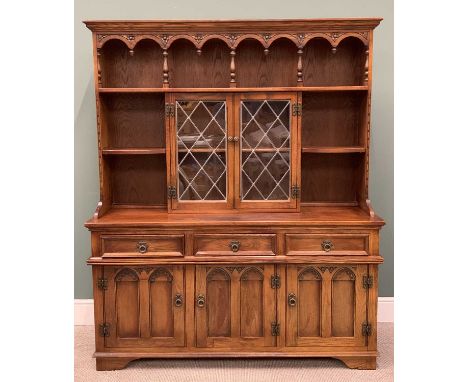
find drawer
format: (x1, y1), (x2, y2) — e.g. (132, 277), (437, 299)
(194, 234), (276, 256)
(285, 234), (368, 255)
(101, 235), (184, 257)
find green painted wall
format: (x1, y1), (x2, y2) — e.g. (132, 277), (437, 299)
(75, 0), (394, 298)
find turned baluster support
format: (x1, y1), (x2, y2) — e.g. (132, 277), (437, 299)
(364, 48), (369, 85)
(297, 48), (303, 85)
(96, 48), (102, 87)
(230, 49), (236, 87)
(163, 49), (169, 87)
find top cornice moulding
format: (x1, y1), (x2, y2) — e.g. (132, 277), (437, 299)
(83, 18), (383, 33)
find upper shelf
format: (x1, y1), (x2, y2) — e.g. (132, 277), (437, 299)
(97, 34), (371, 89)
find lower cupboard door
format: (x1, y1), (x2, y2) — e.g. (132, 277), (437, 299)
(195, 264), (277, 348)
(104, 265), (185, 348)
(285, 264), (367, 347)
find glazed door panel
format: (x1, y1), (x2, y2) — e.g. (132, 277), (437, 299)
(234, 93), (299, 210)
(104, 266), (185, 348)
(286, 264), (367, 347)
(169, 93), (235, 211)
(195, 264), (276, 348)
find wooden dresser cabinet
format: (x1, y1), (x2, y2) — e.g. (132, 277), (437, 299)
(84, 18), (385, 371)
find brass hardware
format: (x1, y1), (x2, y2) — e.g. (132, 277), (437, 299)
(168, 186), (177, 199)
(196, 294), (205, 308)
(363, 275), (374, 289)
(99, 323), (110, 337)
(292, 103), (302, 116)
(321, 240), (334, 252)
(97, 278), (108, 290)
(271, 322), (280, 336)
(228, 136), (233, 142)
(233, 136), (239, 142)
(291, 185), (300, 199)
(165, 103), (174, 117)
(271, 274), (281, 289)
(288, 293), (297, 307)
(137, 241), (148, 254)
(174, 293), (183, 307)
(362, 322), (372, 336)
(229, 240), (240, 252)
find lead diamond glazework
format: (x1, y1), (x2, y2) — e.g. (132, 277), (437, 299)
(176, 100), (227, 201)
(241, 100), (291, 200)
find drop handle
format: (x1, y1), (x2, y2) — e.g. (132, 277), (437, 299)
(288, 293), (297, 307)
(229, 240), (240, 252)
(196, 294), (205, 308)
(321, 240), (334, 252)
(174, 294), (183, 307)
(137, 241), (148, 253)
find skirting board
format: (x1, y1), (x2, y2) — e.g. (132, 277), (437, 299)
(74, 297), (394, 326)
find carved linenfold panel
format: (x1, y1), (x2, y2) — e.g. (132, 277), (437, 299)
(115, 268), (139, 282)
(149, 267), (173, 283)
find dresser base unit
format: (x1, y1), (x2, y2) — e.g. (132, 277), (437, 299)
(84, 18), (384, 371)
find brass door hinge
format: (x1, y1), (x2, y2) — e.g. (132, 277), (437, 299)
(168, 185), (177, 199)
(97, 278), (108, 290)
(292, 103), (302, 116)
(271, 322), (280, 336)
(362, 322), (372, 337)
(363, 275), (374, 289)
(291, 185), (300, 199)
(271, 274), (281, 289)
(99, 323), (110, 337)
(165, 103), (175, 117)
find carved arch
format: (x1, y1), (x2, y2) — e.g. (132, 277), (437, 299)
(149, 267), (173, 283)
(240, 266), (264, 281)
(332, 267), (356, 281)
(115, 268), (139, 282)
(265, 34), (299, 48)
(233, 34), (268, 49)
(298, 266), (322, 281)
(133, 35), (164, 49)
(98, 35), (133, 49)
(165, 35), (198, 49)
(335, 33), (369, 47)
(301, 33), (335, 48)
(207, 267), (231, 281)
(198, 35), (232, 50)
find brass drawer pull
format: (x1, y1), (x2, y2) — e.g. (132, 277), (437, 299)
(137, 241), (148, 253)
(229, 240), (240, 252)
(196, 294), (205, 308)
(174, 294), (183, 307)
(288, 293), (297, 307)
(321, 240), (334, 252)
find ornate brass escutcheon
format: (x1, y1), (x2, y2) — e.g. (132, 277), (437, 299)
(288, 293), (297, 307)
(137, 241), (148, 253)
(229, 240), (240, 252)
(174, 293), (183, 307)
(321, 239), (334, 252)
(196, 294), (205, 308)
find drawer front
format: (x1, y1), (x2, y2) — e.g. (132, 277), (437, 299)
(194, 234), (276, 256)
(101, 235), (184, 257)
(285, 234), (368, 255)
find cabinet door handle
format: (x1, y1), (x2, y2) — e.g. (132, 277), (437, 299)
(288, 293), (297, 307)
(196, 294), (205, 308)
(229, 240), (240, 252)
(137, 241), (148, 253)
(174, 293), (183, 307)
(321, 240), (334, 252)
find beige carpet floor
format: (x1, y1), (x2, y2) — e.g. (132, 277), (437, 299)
(75, 323), (393, 382)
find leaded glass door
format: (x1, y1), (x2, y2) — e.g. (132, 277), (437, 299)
(169, 94), (234, 211)
(234, 93), (299, 210)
